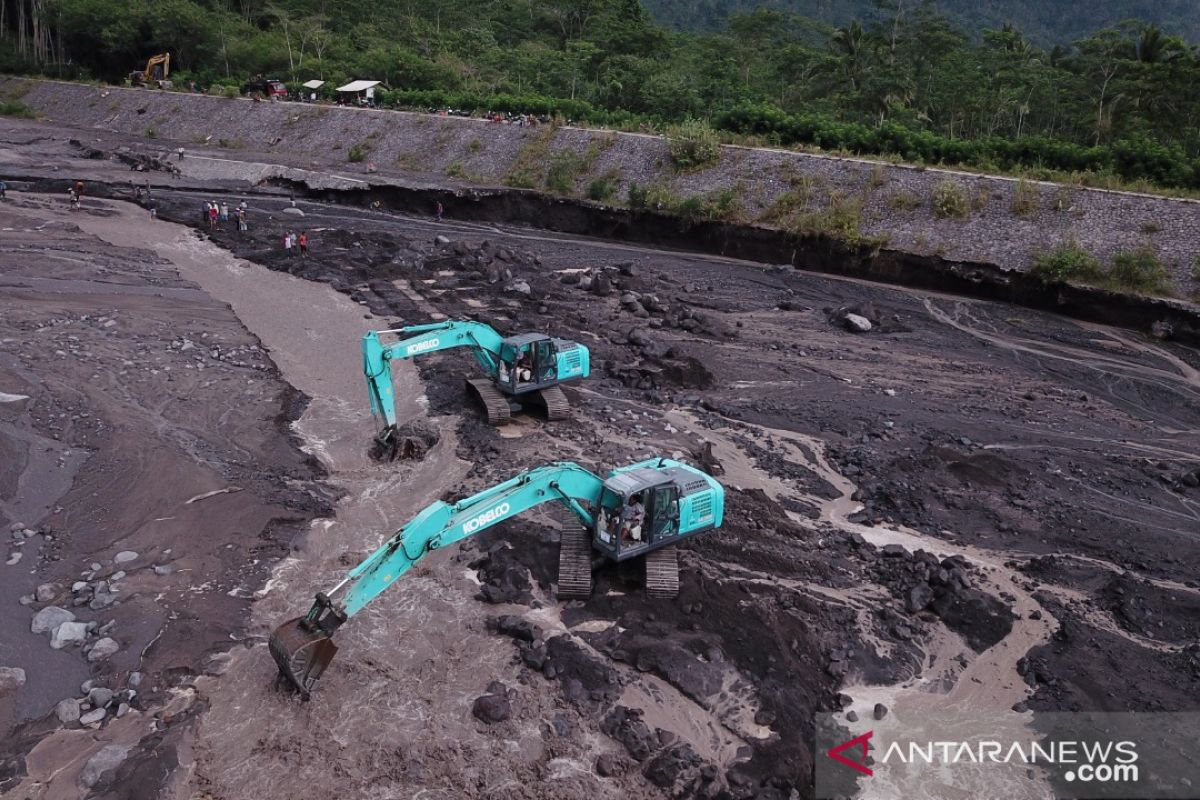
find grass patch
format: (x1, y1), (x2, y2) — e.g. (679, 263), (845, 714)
(587, 170), (621, 202)
(223, 86), (239, 99)
(1032, 241), (1173, 295)
(504, 123), (558, 189)
(932, 179), (969, 218)
(760, 175), (817, 224)
(887, 191), (921, 211)
(468, 138), (483, 153)
(217, 137), (244, 149)
(545, 149), (584, 194)
(626, 183), (741, 223)
(1140, 220), (1163, 235)
(0, 100), (35, 118)
(1030, 241), (1105, 285)
(445, 160), (468, 178)
(347, 143), (368, 163)
(666, 118), (720, 171)
(1109, 246), (1172, 294)
(790, 192), (885, 248)
(1011, 179), (1038, 215)
(867, 164), (888, 190)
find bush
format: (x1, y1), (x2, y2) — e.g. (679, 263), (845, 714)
(0, 100), (33, 118)
(666, 118), (720, 170)
(627, 183), (650, 209)
(545, 149), (583, 194)
(1193, 255), (1200, 283)
(348, 144), (368, 163)
(887, 191), (920, 211)
(791, 192), (881, 247)
(1109, 246), (1172, 294)
(222, 85), (239, 100)
(1030, 242), (1105, 284)
(445, 161), (467, 178)
(932, 180), (968, 218)
(587, 173), (619, 202)
(1011, 179), (1038, 215)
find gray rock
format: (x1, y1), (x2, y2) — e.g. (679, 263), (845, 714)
(116, 702), (130, 718)
(113, 551), (138, 564)
(79, 743), (130, 787)
(128, 671), (143, 687)
(471, 691), (511, 724)
(153, 564), (176, 576)
(907, 584), (934, 613)
(596, 753), (618, 777)
(88, 637), (120, 662)
(110, 570), (126, 582)
(281, 206), (305, 216)
(873, 703), (889, 720)
(30, 609), (73, 633)
(434, 234), (450, 245)
(56, 698), (81, 724)
(505, 280), (531, 296)
(0, 667), (26, 693)
(88, 687), (114, 708)
(844, 313), (873, 333)
(79, 707), (107, 727)
(35, 583), (60, 603)
(89, 591), (117, 611)
(51, 621), (89, 648)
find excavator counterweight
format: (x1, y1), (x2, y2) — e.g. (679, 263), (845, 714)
(269, 458), (724, 697)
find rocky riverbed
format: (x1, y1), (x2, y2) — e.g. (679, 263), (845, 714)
(0, 122), (1198, 800)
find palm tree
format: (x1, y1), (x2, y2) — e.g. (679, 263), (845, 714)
(828, 20), (871, 93)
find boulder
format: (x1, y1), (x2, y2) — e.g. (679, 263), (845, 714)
(55, 698), (81, 724)
(51, 621), (89, 649)
(595, 753), (619, 777)
(906, 584), (934, 613)
(79, 707), (107, 726)
(79, 743), (130, 787)
(88, 687), (114, 708)
(505, 280), (532, 297)
(35, 583), (60, 603)
(471, 691), (511, 724)
(31, 605), (75, 634)
(0, 667), (26, 693)
(114, 551), (138, 564)
(844, 314), (873, 333)
(88, 637), (120, 662)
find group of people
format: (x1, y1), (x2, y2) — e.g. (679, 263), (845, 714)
(202, 200), (250, 232)
(282, 230), (308, 256)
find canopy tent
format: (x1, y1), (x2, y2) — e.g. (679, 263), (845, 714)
(335, 80), (382, 93)
(301, 79), (325, 89)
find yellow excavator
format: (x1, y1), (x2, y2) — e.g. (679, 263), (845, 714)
(130, 53), (171, 89)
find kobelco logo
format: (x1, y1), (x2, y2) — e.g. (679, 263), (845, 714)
(463, 502), (511, 534)
(406, 338), (440, 355)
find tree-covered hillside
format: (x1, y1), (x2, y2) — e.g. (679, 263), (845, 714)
(640, 0), (1200, 46)
(2, 0), (1199, 190)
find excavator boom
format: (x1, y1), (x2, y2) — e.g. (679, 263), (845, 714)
(270, 461), (603, 696)
(365, 321), (504, 432)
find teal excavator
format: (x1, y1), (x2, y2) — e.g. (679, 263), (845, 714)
(269, 458), (725, 697)
(364, 321), (590, 452)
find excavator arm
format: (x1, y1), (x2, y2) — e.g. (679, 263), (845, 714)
(270, 461), (603, 697)
(364, 321), (505, 436)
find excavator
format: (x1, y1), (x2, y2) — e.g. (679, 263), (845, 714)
(129, 53), (171, 89)
(365, 320), (590, 449)
(269, 457), (724, 697)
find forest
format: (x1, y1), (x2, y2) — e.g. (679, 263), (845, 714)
(2, 0), (1199, 190)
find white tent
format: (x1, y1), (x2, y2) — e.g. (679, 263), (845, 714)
(301, 79), (325, 89)
(335, 80), (382, 93)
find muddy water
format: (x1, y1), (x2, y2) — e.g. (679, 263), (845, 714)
(70, 202), (640, 799)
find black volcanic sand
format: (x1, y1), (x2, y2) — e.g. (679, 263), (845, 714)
(0, 170), (1196, 799)
(0, 197), (329, 790)
(139, 188), (1200, 796)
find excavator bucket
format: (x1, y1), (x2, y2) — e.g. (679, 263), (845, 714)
(269, 617), (338, 699)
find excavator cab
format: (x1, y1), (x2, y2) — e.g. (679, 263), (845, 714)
(496, 334), (558, 394)
(592, 470), (688, 560)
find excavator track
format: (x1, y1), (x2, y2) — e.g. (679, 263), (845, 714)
(645, 546), (680, 598)
(466, 378), (512, 425)
(535, 385), (570, 421)
(556, 508), (593, 600)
